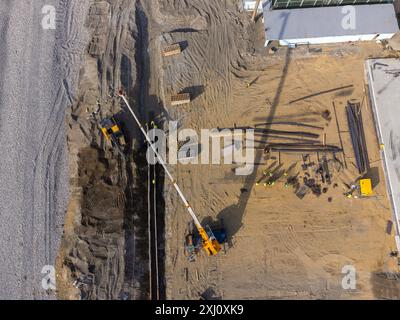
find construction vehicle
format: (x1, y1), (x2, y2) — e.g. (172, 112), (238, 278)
(100, 116), (126, 157)
(185, 220), (227, 262)
(117, 91), (225, 258)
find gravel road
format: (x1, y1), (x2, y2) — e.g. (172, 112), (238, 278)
(0, 0), (89, 299)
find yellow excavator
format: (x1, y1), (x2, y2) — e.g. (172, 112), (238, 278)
(117, 91), (224, 258)
(100, 116), (126, 158)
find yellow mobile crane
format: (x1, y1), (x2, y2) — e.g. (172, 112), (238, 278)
(117, 91), (222, 257)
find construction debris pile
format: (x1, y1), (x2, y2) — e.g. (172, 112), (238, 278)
(256, 152), (342, 200)
(252, 95), (381, 202)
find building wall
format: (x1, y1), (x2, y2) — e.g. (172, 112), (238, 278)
(269, 33), (395, 46)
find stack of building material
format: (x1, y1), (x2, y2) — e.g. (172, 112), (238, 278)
(163, 43), (182, 57)
(346, 100), (369, 174)
(171, 93), (191, 106)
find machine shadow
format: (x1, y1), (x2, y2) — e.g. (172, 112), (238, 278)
(215, 43), (293, 244)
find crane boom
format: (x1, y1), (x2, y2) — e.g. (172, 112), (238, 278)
(252, 0), (261, 22)
(118, 92), (221, 256)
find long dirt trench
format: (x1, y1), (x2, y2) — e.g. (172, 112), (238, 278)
(56, 0), (167, 300)
(55, 0), (260, 300)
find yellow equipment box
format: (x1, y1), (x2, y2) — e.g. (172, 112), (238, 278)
(360, 178), (373, 196)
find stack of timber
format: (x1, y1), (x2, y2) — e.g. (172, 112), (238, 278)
(264, 143), (342, 154)
(163, 43), (182, 57)
(171, 93), (191, 106)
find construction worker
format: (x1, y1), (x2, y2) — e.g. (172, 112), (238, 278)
(266, 180), (275, 187)
(150, 121), (158, 129)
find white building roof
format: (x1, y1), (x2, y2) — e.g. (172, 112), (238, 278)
(263, 4), (399, 42)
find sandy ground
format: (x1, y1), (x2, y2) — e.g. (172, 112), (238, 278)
(52, 0), (400, 300)
(153, 2), (400, 299)
(0, 0), (88, 299)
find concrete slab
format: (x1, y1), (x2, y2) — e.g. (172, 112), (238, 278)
(366, 58), (400, 249)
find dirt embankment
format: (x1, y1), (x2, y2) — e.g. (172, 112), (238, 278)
(56, 0), (153, 300)
(0, 0), (90, 299)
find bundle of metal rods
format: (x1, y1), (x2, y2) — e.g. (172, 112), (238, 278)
(346, 100), (369, 174)
(242, 127), (320, 139)
(264, 143), (342, 154)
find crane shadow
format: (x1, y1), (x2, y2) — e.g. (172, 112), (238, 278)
(216, 15), (293, 243)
